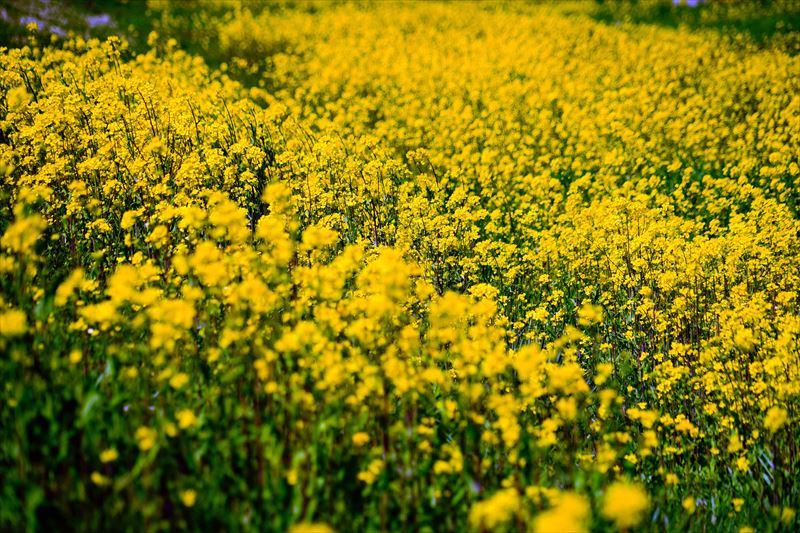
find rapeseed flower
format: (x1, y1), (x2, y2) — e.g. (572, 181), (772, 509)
(176, 410), (197, 430)
(99, 448), (118, 463)
(602, 481), (649, 529)
(469, 488), (520, 530)
(0, 309), (27, 336)
(764, 406), (788, 433)
(179, 489), (197, 507)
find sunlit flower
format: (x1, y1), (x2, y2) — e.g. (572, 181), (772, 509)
(602, 481), (649, 529)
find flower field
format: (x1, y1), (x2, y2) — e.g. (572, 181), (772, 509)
(1, 1), (800, 531)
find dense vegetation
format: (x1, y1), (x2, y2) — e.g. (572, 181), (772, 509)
(1, 1), (799, 531)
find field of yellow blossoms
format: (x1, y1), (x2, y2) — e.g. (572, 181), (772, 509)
(1, 0), (800, 530)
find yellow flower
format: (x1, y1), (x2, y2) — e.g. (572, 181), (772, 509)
(179, 489), (197, 507)
(533, 492), (589, 533)
(55, 268), (85, 306)
(100, 448), (118, 463)
(135, 426), (157, 451)
(0, 309), (27, 336)
(177, 409), (197, 429)
(91, 471), (111, 486)
(352, 432), (370, 447)
(469, 489), (520, 530)
(595, 362), (613, 386)
(682, 496), (696, 515)
(1, 214), (46, 253)
(357, 459), (384, 485)
(105, 265), (140, 303)
(80, 301), (118, 324)
(602, 481), (649, 529)
(556, 397), (577, 421)
(120, 209), (140, 230)
(733, 328), (755, 351)
(301, 224), (338, 251)
(764, 406), (788, 433)
(261, 182), (294, 215)
(6, 85), (31, 110)
(736, 456), (750, 472)
(169, 372), (190, 389)
(727, 434), (742, 454)
(577, 302), (603, 326)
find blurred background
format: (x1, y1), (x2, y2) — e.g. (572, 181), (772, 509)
(2, 0), (800, 58)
